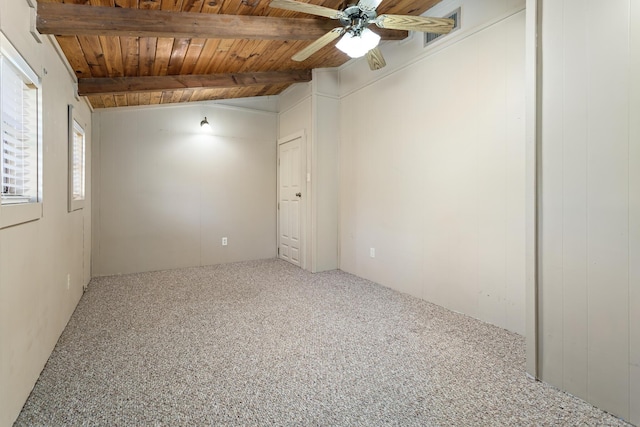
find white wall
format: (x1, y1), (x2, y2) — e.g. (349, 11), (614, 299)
(277, 71), (340, 273)
(311, 71), (340, 272)
(279, 82), (312, 139)
(92, 102), (277, 276)
(339, 1), (526, 335)
(538, 0), (639, 424)
(0, 2), (93, 425)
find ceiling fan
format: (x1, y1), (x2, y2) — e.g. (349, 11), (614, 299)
(269, 0), (454, 70)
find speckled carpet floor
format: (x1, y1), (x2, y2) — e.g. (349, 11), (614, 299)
(16, 259), (631, 426)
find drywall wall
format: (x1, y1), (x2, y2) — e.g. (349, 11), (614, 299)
(538, 0), (639, 424)
(0, 2), (93, 425)
(92, 103), (277, 276)
(311, 70), (340, 273)
(278, 82), (312, 140)
(277, 71), (340, 273)
(339, 2), (526, 335)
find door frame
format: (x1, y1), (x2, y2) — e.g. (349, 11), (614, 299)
(277, 130), (308, 270)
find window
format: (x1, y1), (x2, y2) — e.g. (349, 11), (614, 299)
(68, 105), (85, 211)
(0, 32), (42, 228)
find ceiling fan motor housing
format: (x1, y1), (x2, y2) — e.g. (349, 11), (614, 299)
(339, 5), (377, 36)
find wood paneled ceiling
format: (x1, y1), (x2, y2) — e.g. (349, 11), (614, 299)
(36, 0), (443, 108)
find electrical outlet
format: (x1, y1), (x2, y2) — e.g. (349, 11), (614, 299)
(370, 248), (375, 258)
(67, 274), (71, 290)
(222, 237), (228, 246)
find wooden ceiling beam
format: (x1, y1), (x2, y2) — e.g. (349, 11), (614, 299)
(37, 3), (407, 41)
(77, 70), (313, 95)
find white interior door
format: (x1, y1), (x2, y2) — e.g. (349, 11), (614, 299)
(278, 135), (304, 267)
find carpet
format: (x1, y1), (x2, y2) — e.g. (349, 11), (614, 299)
(15, 259), (631, 426)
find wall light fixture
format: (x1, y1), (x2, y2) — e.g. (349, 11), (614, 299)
(200, 117), (211, 131)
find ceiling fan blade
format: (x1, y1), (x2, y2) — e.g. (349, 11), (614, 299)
(357, 0), (383, 12)
(366, 47), (386, 70)
(292, 28), (345, 61)
(269, 0), (344, 19)
(375, 14), (454, 34)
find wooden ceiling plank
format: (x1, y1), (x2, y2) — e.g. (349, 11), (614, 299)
(181, 0), (205, 12)
(77, 35), (109, 77)
(78, 69), (312, 95)
(205, 39), (236, 74)
(115, 0), (139, 8)
(185, 90), (197, 103)
(37, 3), (407, 41)
(139, 92), (152, 104)
(114, 93), (128, 107)
(139, 37), (157, 76)
(242, 0), (272, 17)
(188, 89), (204, 102)
(88, 95), (105, 108)
(230, 39), (266, 72)
(167, 38), (191, 75)
(102, 95), (116, 108)
(200, 0), (223, 14)
(56, 36), (92, 78)
(152, 37), (174, 76)
(237, 39), (271, 72)
(150, 91), (163, 104)
(179, 89), (194, 102)
(236, 0), (266, 17)
(242, 39), (280, 71)
(190, 39), (221, 74)
(90, 0), (116, 6)
(209, 40), (244, 73)
(127, 92), (140, 105)
(120, 37), (140, 76)
(257, 40), (297, 71)
(161, 0), (184, 11)
(139, 0), (161, 9)
(160, 90), (173, 104)
(216, 39), (252, 72)
(267, 82), (290, 95)
(195, 89), (212, 102)
(218, 0), (243, 16)
(99, 35), (125, 76)
(204, 88), (223, 100)
(264, 40), (307, 71)
(179, 38), (206, 74)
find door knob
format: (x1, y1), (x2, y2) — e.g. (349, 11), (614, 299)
(295, 192), (302, 197)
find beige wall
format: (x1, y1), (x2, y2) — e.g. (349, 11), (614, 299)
(92, 103), (277, 276)
(538, 0), (639, 424)
(338, 3), (526, 335)
(0, 2), (93, 426)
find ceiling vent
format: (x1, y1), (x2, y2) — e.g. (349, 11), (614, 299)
(424, 7), (461, 47)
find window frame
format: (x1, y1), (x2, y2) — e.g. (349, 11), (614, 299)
(68, 104), (85, 212)
(0, 32), (43, 229)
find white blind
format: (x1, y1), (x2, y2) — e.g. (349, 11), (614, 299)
(1, 56), (38, 204)
(72, 122), (85, 201)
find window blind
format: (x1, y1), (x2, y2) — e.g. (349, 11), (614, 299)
(1, 57), (38, 204)
(72, 122), (85, 201)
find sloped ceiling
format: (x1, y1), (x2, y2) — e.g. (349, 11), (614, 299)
(36, 0), (443, 108)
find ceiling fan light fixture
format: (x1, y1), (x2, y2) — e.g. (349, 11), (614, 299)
(336, 28), (381, 58)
